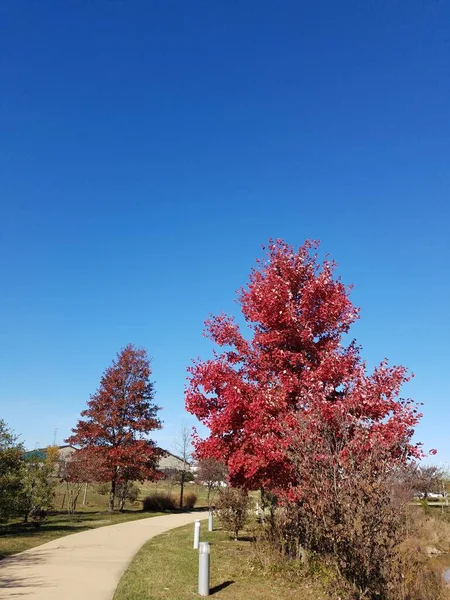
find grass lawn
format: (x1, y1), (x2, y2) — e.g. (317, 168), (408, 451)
(113, 523), (326, 600)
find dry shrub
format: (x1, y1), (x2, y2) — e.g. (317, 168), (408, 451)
(183, 492), (197, 509)
(284, 429), (429, 599)
(252, 502), (450, 600)
(142, 493), (177, 511)
(250, 516), (352, 600)
(216, 487), (249, 540)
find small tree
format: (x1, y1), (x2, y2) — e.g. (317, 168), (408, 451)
(0, 420), (25, 523)
(409, 464), (444, 499)
(196, 458), (227, 509)
(60, 450), (102, 513)
(216, 487), (249, 540)
(20, 446), (59, 525)
(173, 424), (192, 509)
(116, 481), (140, 511)
(67, 344), (162, 512)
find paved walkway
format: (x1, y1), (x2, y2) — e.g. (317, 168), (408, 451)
(0, 512), (207, 599)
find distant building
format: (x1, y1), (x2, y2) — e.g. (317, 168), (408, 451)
(22, 445), (77, 477)
(22, 445), (191, 479)
(22, 445), (77, 462)
(157, 450), (191, 475)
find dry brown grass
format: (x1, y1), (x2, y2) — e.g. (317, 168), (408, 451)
(393, 508), (450, 600)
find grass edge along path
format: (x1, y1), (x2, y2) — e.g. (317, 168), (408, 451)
(114, 522), (327, 600)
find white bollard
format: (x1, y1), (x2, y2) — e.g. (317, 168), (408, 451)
(193, 519), (201, 549)
(198, 541), (210, 596)
(208, 511), (213, 532)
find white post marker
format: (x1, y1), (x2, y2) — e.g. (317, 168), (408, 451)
(193, 519), (201, 549)
(208, 511), (213, 532)
(198, 541), (210, 597)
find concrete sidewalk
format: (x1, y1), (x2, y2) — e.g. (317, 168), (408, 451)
(0, 511), (207, 599)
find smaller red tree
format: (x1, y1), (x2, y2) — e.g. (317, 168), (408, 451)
(196, 458), (228, 508)
(67, 344), (162, 511)
(60, 450), (104, 513)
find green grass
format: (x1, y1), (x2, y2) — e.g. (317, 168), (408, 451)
(113, 523), (326, 600)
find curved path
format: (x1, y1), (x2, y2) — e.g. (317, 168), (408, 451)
(0, 511), (207, 599)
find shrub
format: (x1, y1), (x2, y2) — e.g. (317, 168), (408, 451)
(183, 492), (197, 510)
(142, 493), (177, 512)
(0, 420), (25, 523)
(97, 482), (110, 495)
(216, 487), (249, 540)
(28, 508), (47, 528)
(117, 481), (140, 511)
(252, 504), (450, 600)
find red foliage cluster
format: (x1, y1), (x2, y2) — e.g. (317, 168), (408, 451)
(185, 240), (422, 498)
(61, 449), (103, 484)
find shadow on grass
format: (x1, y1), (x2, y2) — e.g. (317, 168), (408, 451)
(0, 522), (95, 538)
(236, 535), (255, 542)
(210, 580), (234, 594)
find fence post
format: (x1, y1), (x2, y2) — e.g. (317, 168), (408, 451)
(198, 541), (210, 596)
(208, 511), (213, 532)
(193, 519), (200, 549)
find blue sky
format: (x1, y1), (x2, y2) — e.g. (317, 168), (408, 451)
(0, 1), (448, 465)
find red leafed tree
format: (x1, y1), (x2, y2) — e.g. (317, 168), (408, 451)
(185, 239), (422, 497)
(67, 344), (162, 511)
(60, 450), (104, 513)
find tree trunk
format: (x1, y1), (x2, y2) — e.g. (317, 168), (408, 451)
(260, 487), (266, 523)
(179, 471), (185, 509)
(109, 476), (117, 512)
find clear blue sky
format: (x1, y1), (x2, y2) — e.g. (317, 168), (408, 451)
(1, 1), (448, 464)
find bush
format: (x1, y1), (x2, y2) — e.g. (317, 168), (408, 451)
(251, 505), (450, 600)
(29, 508), (47, 528)
(117, 481), (140, 511)
(216, 487), (249, 540)
(97, 482), (110, 496)
(142, 493), (177, 512)
(183, 492), (197, 509)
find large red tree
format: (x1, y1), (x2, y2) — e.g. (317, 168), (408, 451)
(67, 344), (162, 511)
(185, 240), (422, 497)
